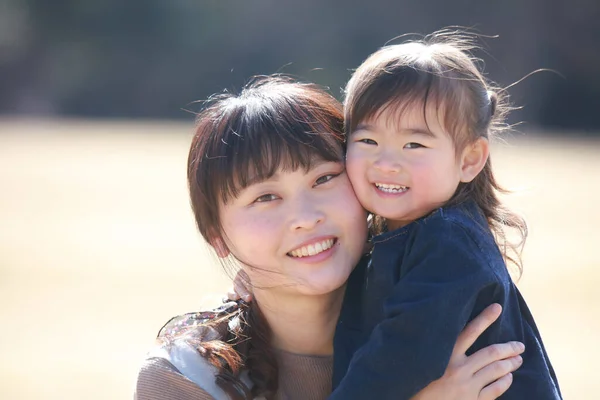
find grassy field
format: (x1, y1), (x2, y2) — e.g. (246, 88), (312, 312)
(0, 119), (598, 399)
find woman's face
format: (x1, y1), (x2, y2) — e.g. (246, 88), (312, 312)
(218, 160), (367, 297)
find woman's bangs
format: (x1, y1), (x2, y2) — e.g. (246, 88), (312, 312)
(208, 101), (344, 204)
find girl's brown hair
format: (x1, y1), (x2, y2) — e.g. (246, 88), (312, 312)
(344, 29), (527, 274)
(183, 75), (346, 399)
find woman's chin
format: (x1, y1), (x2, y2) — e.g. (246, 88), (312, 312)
(296, 274), (349, 297)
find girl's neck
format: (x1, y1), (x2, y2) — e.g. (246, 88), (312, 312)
(252, 285), (345, 356)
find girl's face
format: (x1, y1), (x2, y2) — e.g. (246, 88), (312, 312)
(346, 104), (463, 231)
(218, 160), (368, 297)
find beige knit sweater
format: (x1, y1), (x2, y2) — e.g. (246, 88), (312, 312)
(134, 304), (333, 400)
(134, 345), (333, 400)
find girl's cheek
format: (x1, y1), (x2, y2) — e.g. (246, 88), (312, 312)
(345, 157), (361, 183)
(338, 178), (363, 209)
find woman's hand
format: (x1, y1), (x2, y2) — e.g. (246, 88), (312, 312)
(411, 304), (524, 400)
(225, 269), (253, 302)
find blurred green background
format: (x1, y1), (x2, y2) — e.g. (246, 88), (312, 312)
(1, 1), (599, 399)
(1, 0), (600, 131)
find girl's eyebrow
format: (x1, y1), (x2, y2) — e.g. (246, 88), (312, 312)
(406, 128), (436, 138)
(354, 123), (375, 132)
(354, 123), (435, 138)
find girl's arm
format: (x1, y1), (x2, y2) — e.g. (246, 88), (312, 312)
(411, 304), (522, 400)
(227, 274), (523, 399)
(330, 220), (506, 400)
(226, 269), (253, 302)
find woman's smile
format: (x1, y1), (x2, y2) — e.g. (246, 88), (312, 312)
(287, 236), (338, 262)
(219, 163), (367, 296)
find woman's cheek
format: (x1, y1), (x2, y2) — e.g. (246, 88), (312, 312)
(223, 210), (268, 255)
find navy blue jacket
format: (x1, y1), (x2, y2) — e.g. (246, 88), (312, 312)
(332, 200), (562, 399)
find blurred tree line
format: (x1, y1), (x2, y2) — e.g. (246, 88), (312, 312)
(1, 0), (599, 131)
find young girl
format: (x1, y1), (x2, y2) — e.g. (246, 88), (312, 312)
(134, 76), (525, 400)
(329, 32), (562, 399)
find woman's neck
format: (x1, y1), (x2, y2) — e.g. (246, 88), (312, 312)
(252, 285), (345, 356)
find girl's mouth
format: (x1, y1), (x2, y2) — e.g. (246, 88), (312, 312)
(374, 182), (409, 194)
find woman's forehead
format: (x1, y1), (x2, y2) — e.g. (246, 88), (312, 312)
(242, 155), (333, 185)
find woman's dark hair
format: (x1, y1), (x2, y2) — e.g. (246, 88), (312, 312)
(183, 75), (346, 398)
(344, 29), (527, 274)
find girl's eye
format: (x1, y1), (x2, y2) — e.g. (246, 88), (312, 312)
(254, 194), (278, 203)
(404, 142), (424, 149)
(358, 138), (377, 145)
(315, 173), (340, 186)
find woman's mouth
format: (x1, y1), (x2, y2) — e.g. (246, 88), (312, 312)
(288, 238), (337, 258)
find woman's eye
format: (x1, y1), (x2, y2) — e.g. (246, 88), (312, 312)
(315, 173), (339, 186)
(254, 194), (278, 203)
(358, 138), (377, 145)
(404, 142), (424, 149)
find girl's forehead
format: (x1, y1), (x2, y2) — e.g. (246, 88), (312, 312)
(360, 101), (448, 136)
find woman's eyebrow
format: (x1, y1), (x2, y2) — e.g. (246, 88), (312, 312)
(309, 157), (333, 168)
(244, 157), (336, 187)
(245, 173), (279, 187)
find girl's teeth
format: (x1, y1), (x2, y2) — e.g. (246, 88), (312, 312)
(375, 183), (407, 193)
(289, 239), (335, 258)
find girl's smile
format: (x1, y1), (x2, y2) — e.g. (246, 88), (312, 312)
(346, 105), (463, 230)
(373, 182), (410, 198)
(374, 183), (408, 194)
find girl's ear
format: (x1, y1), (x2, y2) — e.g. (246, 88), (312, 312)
(211, 237), (230, 258)
(459, 137), (489, 183)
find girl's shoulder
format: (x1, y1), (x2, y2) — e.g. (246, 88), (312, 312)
(135, 301), (254, 400)
(414, 200), (491, 239)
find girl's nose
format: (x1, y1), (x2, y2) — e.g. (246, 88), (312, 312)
(373, 151), (402, 173)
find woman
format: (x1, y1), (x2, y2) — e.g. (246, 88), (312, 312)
(134, 76), (524, 400)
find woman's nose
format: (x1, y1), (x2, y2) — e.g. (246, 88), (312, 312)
(289, 198), (325, 231)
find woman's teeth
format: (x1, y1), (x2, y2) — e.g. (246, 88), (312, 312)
(289, 239), (335, 258)
(375, 183), (408, 193)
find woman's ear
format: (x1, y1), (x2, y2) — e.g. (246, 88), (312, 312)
(211, 237), (230, 258)
(459, 137), (489, 183)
